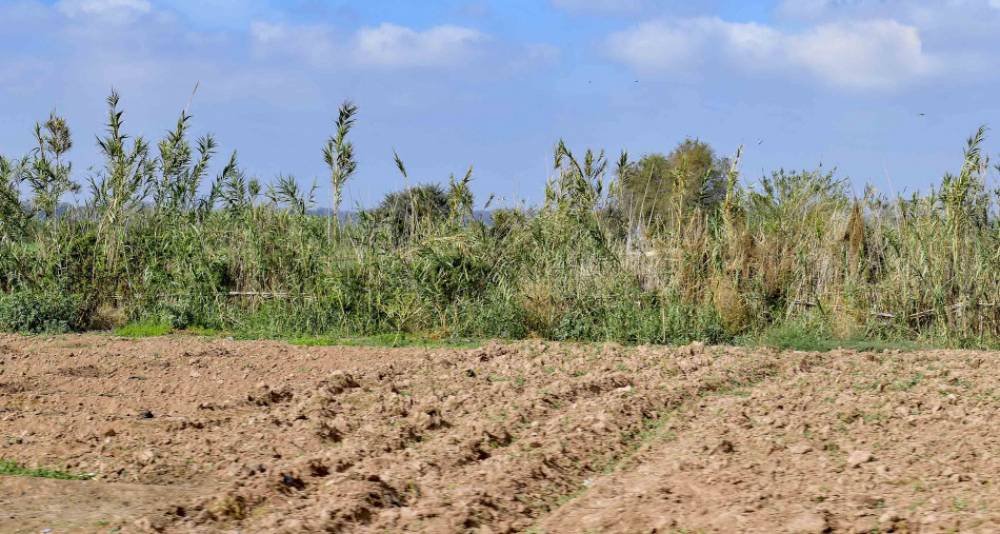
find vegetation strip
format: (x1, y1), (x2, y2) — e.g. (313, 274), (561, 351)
(1, 96), (999, 348)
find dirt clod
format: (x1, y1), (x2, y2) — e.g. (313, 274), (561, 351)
(847, 450), (873, 468)
(789, 443), (813, 455)
(713, 439), (736, 454)
(785, 511), (829, 533)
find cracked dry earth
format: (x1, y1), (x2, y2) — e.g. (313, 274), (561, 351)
(0, 335), (999, 533)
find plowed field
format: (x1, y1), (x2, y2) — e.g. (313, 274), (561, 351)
(1, 335), (998, 533)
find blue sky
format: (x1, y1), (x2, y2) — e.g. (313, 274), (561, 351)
(3, 0), (1000, 208)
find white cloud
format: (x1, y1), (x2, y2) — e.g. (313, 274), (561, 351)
(606, 19), (787, 72)
(606, 17), (938, 90)
(706, 20), (784, 64)
(249, 21), (487, 70)
(57, 0), (151, 19)
(605, 20), (700, 70)
(250, 21), (339, 66)
(354, 23), (486, 68)
(786, 20), (935, 90)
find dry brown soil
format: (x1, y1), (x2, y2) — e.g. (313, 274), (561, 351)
(1, 334), (998, 533)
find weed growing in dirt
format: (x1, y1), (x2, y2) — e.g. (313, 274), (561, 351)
(891, 372), (926, 391)
(0, 459), (93, 480)
(3, 94), (1000, 347)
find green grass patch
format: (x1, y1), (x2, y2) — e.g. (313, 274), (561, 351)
(757, 321), (925, 353)
(0, 459), (93, 480)
(113, 321), (173, 338)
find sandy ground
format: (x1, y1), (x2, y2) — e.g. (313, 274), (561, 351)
(0, 334), (998, 533)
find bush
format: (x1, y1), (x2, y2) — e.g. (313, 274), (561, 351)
(367, 184), (449, 240)
(0, 290), (82, 334)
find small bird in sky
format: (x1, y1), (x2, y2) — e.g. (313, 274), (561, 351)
(918, 113), (926, 117)
(756, 139), (764, 145)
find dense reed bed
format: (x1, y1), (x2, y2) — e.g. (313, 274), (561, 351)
(2, 93), (998, 347)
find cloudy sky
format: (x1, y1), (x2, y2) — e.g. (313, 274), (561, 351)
(2, 0), (1000, 207)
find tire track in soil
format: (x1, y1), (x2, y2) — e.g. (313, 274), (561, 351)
(539, 349), (1000, 533)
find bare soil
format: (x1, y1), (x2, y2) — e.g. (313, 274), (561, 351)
(1, 334), (998, 533)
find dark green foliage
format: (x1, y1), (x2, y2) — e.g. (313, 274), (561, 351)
(368, 183), (449, 240)
(0, 290), (81, 334)
(620, 138), (728, 228)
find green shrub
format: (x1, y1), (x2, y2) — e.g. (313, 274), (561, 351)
(0, 290), (82, 334)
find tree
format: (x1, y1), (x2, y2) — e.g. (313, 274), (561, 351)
(369, 184), (449, 240)
(620, 138), (728, 228)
